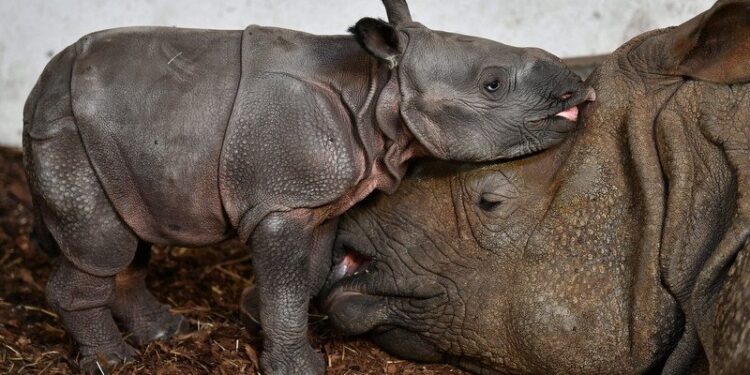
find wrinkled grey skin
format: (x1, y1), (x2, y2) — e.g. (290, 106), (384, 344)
(22, 0), (592, 373)
(321, 1), (750, 373)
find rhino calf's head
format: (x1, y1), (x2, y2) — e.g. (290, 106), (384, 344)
(352, 0), (596, 161)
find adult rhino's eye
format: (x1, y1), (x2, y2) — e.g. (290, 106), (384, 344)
(484, 79), (501, 92)
(478, 196), (503, 211)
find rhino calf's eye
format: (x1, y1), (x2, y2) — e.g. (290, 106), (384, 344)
(484, 79), (501, 92)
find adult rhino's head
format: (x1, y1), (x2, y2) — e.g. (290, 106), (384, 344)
(351, 0), (595, 161)
(322, 1), (750, 373)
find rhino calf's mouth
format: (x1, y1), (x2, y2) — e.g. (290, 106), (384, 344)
(554, 87), (597, 122)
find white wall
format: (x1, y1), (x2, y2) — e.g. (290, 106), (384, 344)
(0, 0), (713, 146)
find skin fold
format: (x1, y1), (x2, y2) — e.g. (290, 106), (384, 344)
(321, 1), (750, 373)
(21, 0), (592, 373)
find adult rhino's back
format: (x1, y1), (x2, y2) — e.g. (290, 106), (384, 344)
(33, 26), (243, 245)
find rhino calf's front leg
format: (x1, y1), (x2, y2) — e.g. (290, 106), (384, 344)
(249, 210), (325, 375)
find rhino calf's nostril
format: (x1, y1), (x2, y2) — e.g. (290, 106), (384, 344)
(560, 92), (574, 101)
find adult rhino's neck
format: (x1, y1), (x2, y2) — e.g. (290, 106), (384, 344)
(517, 50), (687, 372)
(531, 46), (741, 372)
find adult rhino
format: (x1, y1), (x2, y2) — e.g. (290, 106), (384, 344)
(319, 1), (750, 373)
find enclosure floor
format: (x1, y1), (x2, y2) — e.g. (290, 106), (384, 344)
(0, 147), (465, 374)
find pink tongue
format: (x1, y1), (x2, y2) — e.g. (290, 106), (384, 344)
(331, 251), (365, 280)
(341, 253), (362, 275)
(555, 105), (579, 122)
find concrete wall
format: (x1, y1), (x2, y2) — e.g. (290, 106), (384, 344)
(0, 0), (713, 146)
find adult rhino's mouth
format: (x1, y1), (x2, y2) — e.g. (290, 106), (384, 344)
(318, 235), (392, 335)
(319, 233), (376, 313)
(328, 246), (372, 287)
(319, 232), (443, 336)
(322, 231), (501, 371)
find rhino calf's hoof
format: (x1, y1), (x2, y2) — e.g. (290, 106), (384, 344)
(122, 308), (191, 347)
(78, 342), (138, 374)
(260, 343), (325, 375)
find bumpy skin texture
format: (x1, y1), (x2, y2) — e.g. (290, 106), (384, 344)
(321, 1), (750, 374)
(22, 1), (591, 373)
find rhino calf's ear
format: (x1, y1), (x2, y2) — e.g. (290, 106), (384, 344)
(671, 0), (750, 83)
(350, 17), (404, 69)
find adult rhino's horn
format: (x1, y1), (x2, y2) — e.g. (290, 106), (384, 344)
(383, 0), (412, 25)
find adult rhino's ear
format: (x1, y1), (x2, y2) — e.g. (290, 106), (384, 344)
(350, 17), (405, 69)
(669, 0), (750, 84)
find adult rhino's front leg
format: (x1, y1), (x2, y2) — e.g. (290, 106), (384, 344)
(249, 210), (326, 375)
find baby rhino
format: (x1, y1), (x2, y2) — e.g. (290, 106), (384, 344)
(23, 0), (593, 373)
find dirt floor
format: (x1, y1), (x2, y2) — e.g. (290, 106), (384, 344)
(0, 146), (466, 374)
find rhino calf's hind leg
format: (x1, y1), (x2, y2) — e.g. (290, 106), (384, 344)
(26, 114), (141, 371)
(112, 242), (190, 346)
(250, 210), (326, 375)
(46, 258), (139, 372)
